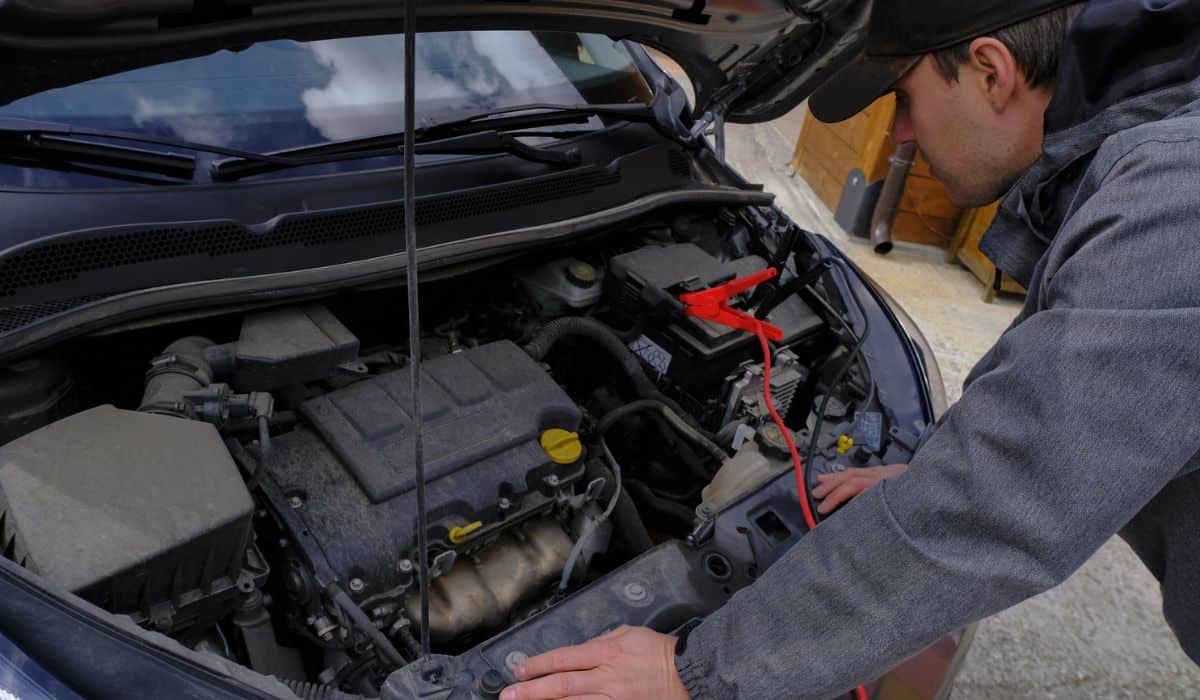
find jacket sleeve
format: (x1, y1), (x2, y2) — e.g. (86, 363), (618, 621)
(676, 137), (1200, 699)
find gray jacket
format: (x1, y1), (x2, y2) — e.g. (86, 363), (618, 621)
(676, 66), (1200, 700)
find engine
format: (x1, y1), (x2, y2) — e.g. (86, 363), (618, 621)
(263, 339), (591, 643)
(0, 207), (908, 694)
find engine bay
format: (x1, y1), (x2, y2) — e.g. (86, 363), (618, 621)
(0, 205), (922, 696)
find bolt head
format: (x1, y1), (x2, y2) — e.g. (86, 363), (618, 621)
(349, 578), (365, 593)
(498, 497), (513, 511)
(285, 571), (304, 592)
(623, 582), (647, 601)
(479, 668), (507, 695)
(545, 474), (561, 488)
(505, 651), (529, 672)
(399, 559), (414, 573)
(288, 495), (303, 509)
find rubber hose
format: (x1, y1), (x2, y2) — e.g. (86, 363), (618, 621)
(139, 336), (217, 415)
(281, 680), (365, 700)
(646, 412), (714, 482)
(596, 399), (726, 465)
(624, 480), (696, 529)
(522, 317), (699, 429)
(585, 460), (653, 554)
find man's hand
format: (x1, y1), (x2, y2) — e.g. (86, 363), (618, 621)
(501, 625), (689, 700)
(813, 464), (909, 515)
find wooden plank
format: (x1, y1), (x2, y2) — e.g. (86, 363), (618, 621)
(951, 202), (1026, 296)
(791, 124), (809, 171)
(797, 121), (856, 187)
(853, 94), (898, 183)
(793, 151), (842, 211)
(825, 110), (871, 152)
(892, 210), (956, 247)
(811, 118), (859, 178)
(899, 174), (962, 221)
(957, 245), (1026, 294)
(804, 157), (844, 210)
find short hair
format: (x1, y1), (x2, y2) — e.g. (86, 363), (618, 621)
(930, 4), (1085, 90)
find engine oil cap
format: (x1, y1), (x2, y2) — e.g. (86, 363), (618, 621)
(540, 429), (583, 464)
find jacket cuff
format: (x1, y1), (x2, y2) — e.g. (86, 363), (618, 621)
(675, 650), (716, 700)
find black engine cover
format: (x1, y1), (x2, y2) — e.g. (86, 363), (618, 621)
(262, 340), (582, 595)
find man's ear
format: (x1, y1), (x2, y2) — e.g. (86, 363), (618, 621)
(965, 37), (1020, 113)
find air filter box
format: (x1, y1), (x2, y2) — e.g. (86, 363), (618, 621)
(0, 405), (258, 632)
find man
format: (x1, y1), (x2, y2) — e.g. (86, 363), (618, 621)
(503, 0), (1200, 697)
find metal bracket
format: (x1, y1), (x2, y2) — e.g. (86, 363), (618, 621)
(429, 550), (457, 580)
(689, 109), (727, 161)
(566, 477), (607, 510)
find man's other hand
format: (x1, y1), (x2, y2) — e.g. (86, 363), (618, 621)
(813, 464), (909, 515)
(501, 625), (690, 700)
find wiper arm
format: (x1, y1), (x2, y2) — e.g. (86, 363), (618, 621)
(210, 102), (657, 181)
(0, 117), (319, 182)
(211, 127), (585, 181)
(0, 124), (197, 180)
(414, 101), (657, 137)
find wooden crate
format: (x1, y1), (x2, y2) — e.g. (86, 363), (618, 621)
(791, 95), (962, 247)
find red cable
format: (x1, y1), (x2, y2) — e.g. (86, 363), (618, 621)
(754, 322), (870, 700)
(754, 323), (816, 530)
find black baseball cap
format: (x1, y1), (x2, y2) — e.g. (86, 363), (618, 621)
(809, 0), (1082, 123)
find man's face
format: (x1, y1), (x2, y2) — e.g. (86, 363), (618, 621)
(890, 56), (1042, 208)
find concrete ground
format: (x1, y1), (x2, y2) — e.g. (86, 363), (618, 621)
(721, 114), (1200, 699)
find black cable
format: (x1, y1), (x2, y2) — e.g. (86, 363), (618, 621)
(802, 264), (873, 522)
(804, 345), (867, 523)
(784, 233), (875, 522)
(823, 256), (875, 402)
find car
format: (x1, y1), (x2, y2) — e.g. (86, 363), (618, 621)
(0, 2), (970, 699)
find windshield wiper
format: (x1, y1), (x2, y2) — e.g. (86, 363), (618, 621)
(0, 123), (198, 180)
(0, 102), (659, 184)
(210, 102), (657, 181)
(211, 127), (587, 181)
(0, 117), (311, 183)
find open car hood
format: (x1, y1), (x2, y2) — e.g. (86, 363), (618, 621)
(0, 0), (868, 123)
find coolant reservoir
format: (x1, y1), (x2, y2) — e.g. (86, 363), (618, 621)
(518, 259), (604, 316)
(701, 432), (792, 513)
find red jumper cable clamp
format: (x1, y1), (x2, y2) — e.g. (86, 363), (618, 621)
(678, 267), (784, 341)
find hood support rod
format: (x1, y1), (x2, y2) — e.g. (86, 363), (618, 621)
(402, 0), (432, 663)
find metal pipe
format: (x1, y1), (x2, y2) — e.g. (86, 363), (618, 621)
(869, 141), (918, 255)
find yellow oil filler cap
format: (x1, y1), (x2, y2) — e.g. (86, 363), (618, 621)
(540, 429), (583, 464)
(836, 435), (855, 455)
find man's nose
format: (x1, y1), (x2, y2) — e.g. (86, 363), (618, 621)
(891, 108), (915, 144)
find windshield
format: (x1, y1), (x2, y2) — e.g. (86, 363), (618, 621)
(0, 31), (651, 188)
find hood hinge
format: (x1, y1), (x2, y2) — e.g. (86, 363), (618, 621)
(690, 77), (748, 161)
